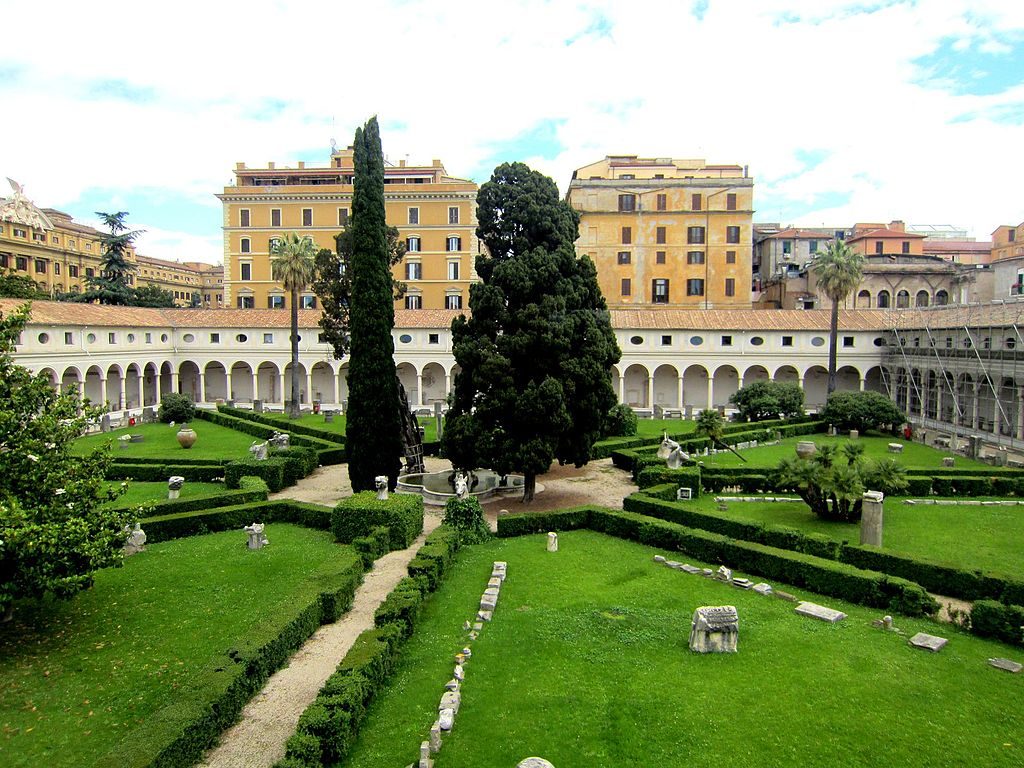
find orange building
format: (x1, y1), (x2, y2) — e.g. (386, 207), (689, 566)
(992, 223), (1024, 262)
(846, 220), (925, 257)
(566, 155), (754, 309)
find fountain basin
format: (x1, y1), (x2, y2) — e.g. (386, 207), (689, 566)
(397, 469), (526, 506)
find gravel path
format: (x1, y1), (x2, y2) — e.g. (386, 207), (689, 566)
(200, 457), (636, 766)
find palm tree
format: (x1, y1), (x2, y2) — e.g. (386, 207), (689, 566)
(271, 233), (318, 419)
(812, 239), (865, 395)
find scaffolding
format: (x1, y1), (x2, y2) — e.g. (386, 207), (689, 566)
(882, 299), (1024, 455)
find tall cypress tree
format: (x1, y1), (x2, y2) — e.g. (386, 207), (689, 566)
(345, 117), (403, 491)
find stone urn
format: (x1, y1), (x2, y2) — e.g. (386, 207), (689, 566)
(796, 440), (817, 459)
(176, 426), (198, 449)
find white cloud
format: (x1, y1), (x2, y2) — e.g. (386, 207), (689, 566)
(1, 0), (1023, 259)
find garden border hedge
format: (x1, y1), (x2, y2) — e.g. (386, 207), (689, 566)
(106, 461), (226, 482)
(332, 492), (424, 550)
(142, 499), (336, 542)
(217, 404), (347, 445)
(195, 409), (344, 465)
(107, 476), (269, 517)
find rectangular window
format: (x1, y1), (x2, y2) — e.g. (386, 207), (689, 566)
(447, 236), (461, 252)
(782, 336), (794, 347)
(448, 206), (460, 224)
(236, 296), (254, 309)
(406, 236), (421, 252)
(108, 332), (116, 344)
(268, 295), (285, 309)
(263, 332), (274, 343)
(271, 209), (282, 227)
(808, 239), (818, 254)
(621, 227), (631, 244)
(660, 335), (672, 346)
(722, 335), (733, 346)
(301, 295), (317, 309)
(618, 194), (636, 212)
(656, 251), (666, 264)
(687, 226), (705, 244)
(726, 250), (736, 264)
(652, 278), (670, 303)
(656, 193), (667, 211)
(145, 333), (152, 344)
(724, 277), (735, 297)
(240, 237), (251, 253)
(726, 226), (740, 244)
(240, 263), (252, 281)
(210, 333), (221, 343)
(686, 251), (705, 265)
(338, 208), (349, 226)
(726, 193), (737, 211)
(64, 331), (73, 345)
(34, 259), (46, 274)
(240, 209), (250, 227)
(16, 256), (27, 271)
(428, 333), (440, 344)
(782, 240), (792, 254)
(69, 265), (79, 278)
(447, 261), (460, 280)
(843, 336), (854, 348)
(445, 293), (463, 309)
(85, 267), (94, 277)
(54, 262), (61, 275)
(691, 193), (702, 211)
(408, 207), (419, 225)
(13, 227), (27, 238)
(902, 241), (910, 254)
(406, 262), (422, 280)
(405, 294), (422, 310)
(302, 208), (313, 227)
(617, 251), (631, 265)
(656, 227), (666, 245)
(875, 241), (884, 254)
(1009, 230), (1016, 242)
(686, 278), (705, 296)
(621, 278), (631, 296)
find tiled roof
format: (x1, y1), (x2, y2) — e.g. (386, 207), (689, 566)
(608, 309), (890, 331)
(923, 241), (991, 253)
(760, 228), (837, 240)
(886, 302), (1024, 330)
(847, 228), (926, 242)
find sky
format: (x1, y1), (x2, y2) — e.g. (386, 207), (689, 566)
(2, 0), (1023, 265)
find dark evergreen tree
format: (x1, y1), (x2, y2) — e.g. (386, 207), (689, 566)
(78, 212), (142, 305)
(345, 117), (403, 492)
(130, 284), (177, 307)
(443, 162), (621, 502)
(314, 226), (407, 359)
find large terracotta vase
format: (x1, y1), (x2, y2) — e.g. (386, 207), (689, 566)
(177, 426), (198, 449)
(795, 440), (817, 459)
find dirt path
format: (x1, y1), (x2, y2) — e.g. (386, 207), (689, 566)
(203, 456), (635, 766)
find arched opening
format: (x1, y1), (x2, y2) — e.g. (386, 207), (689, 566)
(773, 365), (799, 385)
(178, 361), (201, 403)
(257, 362), (281, 404)
(864, 366), (885, 395)
(397, 362), (418, 406)
(105, 365), (124, 410)
(124, 363), (142, 408)
(338, 363), (350, 407)
(803, 365), (828, 409)
(857, 289), (871, 308)
(877, 290), (891, 309)
(623, 364), (650, 408)
(915, 290), (930, 307)
(652, 364), (680, 408)
(85, 365), (104, 408)
(142, 363), (159, 406)
(957, 374), (975, 428)
(743, 365), (769, 387)
(999, 378), (1018, 437)
(284, 362), (308, 405)
(896, 290), (910, 308)
(230, 362), (254, 402)
(159, 362), (174, 403)
(682, 365), (709, 409)
(713, 364), (739, 409)
(935, 289), (949, 306)
(835, 365), (860, 393)
(204, 361), (228, 402)
(422, 363), (446, 405)
(61, 366), (83, 397)
(311, 362), (335, 405)
(610, 366), (621, 403)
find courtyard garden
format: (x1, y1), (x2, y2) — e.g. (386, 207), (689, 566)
(73, 419), (258, 461)
(336, 530), (1023, 767)
(257, 410), (440, 443)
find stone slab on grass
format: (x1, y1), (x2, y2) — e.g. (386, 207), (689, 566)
(909, 632), (948, 652)
(795, 601), (847, 623)
(988, 658), (1022, 673)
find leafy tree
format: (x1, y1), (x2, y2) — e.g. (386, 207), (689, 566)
(314, 226), (407, 359)
(130, 284), (177, 308)
(812, 239), (865, 394)
(821, 390), (904, 434)
(774, 441), (906, 522)
(442, 495), (491, 544)
(0, 304), (135, 620)
(729, 380), (805, 422)
(604, 403), (638, 437)
(271, 233), (318, 418)
(443, 162), (621, 502)
(345, 117), (404, 492)
(0, 272), (48, 300)
(77, 211), (143, 305)
(158, 393), (195, 424)
(695, 408), (726, 444)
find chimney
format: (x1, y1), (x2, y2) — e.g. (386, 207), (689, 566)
(235, 162), (246, 170)
(399, 159), (406, 167)
(297, 161), (305, 169)
(890, 220), (905, 232)
(432, 159), (442, 167)
(268, 162), (275, 170)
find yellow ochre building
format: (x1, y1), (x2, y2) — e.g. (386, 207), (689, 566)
(218, 149), (478, 311)
(566, 155), (754, 309)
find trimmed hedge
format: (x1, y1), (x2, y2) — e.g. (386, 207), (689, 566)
(406, 525), (462, 591)
(970, 600), (1024, 647)
(195, 409), (344, 465)
(94, 552), (365, 768)
(332, 492), (424, 550)
(624, 491), (1024, 606)
(99, 455), (227, 466)
(107, 477), (269, 516)
(282, 526), (463, 767)
(636, 466), (702, 495)
(218, 404), (347, 445)
(496, 506), (937, 617)
(142, 500), (334, 543)
(352, 526), (393, 570)
(225, 457), (288, 492)
(106, 461), (225, 482)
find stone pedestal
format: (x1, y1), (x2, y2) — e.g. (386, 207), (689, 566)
(547, 532), (558, 552)
(253, 399), (263, 413)
(688, 605), (738, 653)
(860, 490), (884, 547)
(849, 429), (859, 440)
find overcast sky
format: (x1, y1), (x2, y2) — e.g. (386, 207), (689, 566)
(2, 0), (1023, 264)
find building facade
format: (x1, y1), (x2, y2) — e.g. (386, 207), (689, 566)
(566, 156), (754, 310)
(217, 150), (478, 312)
(992, 222), (1024, 263)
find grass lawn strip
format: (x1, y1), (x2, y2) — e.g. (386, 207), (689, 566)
(0, 525), (359, 768)
(74, 420), (258, 461)
(103, 480), (226, 508)
(340, 531), (1024, 768)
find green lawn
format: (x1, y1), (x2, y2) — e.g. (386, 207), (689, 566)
(102, 481), (226, 508)
(258, 411), (439, 442)
(0, 525), (355, 768)
(634, 418), (698, 438)
(73, 420), (257, 461)
(696, 434), (989, 470)
(342, 531), (1023, 768)
(686, 492), (1024, 579)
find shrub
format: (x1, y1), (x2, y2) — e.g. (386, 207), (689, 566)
(224, 457), (287, 492)
(496, 507), (594, 537)
(332, 492), (424, 549)
(158, 393), (196, 424)
(352, 526), (392, 569)
(604, 403), (638, 437)
(905, 476), (932, 496)
(820, 391), (904, 433)
(636, 466), (701, 496)
(730, 381), (805, 422)
(970, 600), (1024, 647)
(442, 496), (492, 543)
